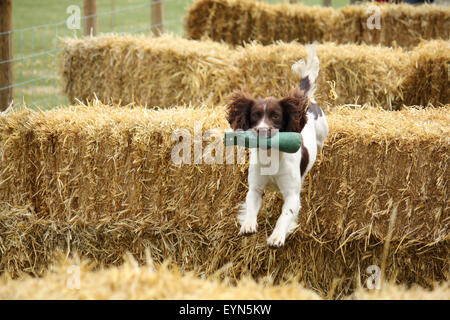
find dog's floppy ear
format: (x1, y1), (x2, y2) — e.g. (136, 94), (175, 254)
(226, 91), (254, 131)
(279, 88), (309, 133)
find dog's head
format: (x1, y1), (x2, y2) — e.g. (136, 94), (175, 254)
(226, 88), (309, 138)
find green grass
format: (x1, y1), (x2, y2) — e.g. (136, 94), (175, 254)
(11, 0), (349, 110)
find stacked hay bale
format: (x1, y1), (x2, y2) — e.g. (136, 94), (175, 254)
(402, 40), (450, 106)
(1, 258), (448, 299)
(62, 35), (449, 110)
(62, 35), (238, 108)
(186, 0), (450, 48)
(186, 0), (340, 45)
(0, 104), (448, 297)
(234, 42), (410, 109)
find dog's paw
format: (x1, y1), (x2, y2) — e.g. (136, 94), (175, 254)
(267, 230), (286, 248)
(239, 220), (257, 236)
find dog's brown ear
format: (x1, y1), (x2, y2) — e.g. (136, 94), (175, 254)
(226, 91), (254, 131)
(279, 88), (309, 133)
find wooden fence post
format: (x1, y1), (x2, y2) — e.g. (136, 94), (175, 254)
(151, 0), (163, 36)
(84, 0), (97, 36)
(0, 0), (13, 110)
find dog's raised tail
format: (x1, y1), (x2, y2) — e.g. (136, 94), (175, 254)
(291, 45), (319, 100)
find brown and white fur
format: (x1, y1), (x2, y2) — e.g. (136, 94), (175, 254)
(226, 46), (328, 248)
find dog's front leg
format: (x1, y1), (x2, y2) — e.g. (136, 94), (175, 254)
(267, 189), (300, 248)
(238, 166), (268, 235)
(239, 188), (263, 235)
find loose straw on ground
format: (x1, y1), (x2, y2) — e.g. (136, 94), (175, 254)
(1, 257), (448, 300)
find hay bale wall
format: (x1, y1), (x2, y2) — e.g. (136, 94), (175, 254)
(1, 259), (448, 299)
(62, 35), (449, 109)
(0, 104), (448, 297)
(186, 0), (450, 48)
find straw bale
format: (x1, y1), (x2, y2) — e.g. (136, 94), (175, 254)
(0, 104), (448, 297)
(402, 40), (450, 106)
(186, 0), (450, 48)
(186, 0), (339, 45)
(234, 42), (410, 108)
(62, 34), (447, 109)
(0, 258), (448, 300)
(62, 34), (238, 108)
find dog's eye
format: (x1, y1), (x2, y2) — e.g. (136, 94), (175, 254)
(251, 112), (261, 120)
(271, 113), (280, 120)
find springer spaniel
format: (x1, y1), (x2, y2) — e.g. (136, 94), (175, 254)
(226, 46), (329, 248)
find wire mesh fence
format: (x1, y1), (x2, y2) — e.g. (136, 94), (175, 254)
(1, 0), (356, 110)
(0, 0), (196, 110)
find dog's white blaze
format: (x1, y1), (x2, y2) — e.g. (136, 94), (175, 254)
(255, 102), (270, 129)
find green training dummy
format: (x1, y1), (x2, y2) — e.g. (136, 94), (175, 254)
(224, 131), (302, 154)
